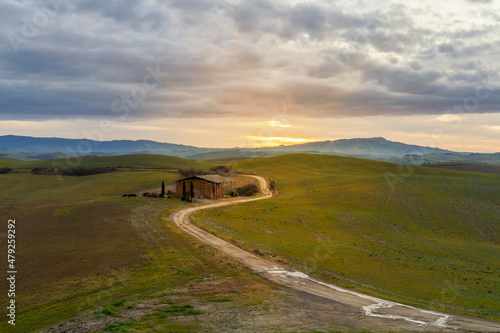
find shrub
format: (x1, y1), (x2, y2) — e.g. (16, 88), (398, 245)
(209, 165), (232, 176)
(111, 298), (128, 307)
(59, 167), (117, 176)
(32, 166), (117, 176)
(174, 269), (194, 276)
(31, 167), (54, 175)
(101, 306), (117, 317)
(269, 179), (276, 191)
(178, 165), (232, 178)
(153, 304), (203, 318)
(0, 167), (13, 174)
(237, 183), (259, 196)
(104, 322), (129, 332)
(179, 167), (203, 178)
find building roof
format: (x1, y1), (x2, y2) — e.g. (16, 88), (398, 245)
(177, 175), (233, 184)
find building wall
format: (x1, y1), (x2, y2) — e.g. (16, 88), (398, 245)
(215, 182), (223, 198)
(175, 179), (223, 199)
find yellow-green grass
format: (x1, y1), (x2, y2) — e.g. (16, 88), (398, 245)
(0, 170), (285, 332)
(192, 154), (500, 320)
(203, 156), (255, 164)
(4, 154), (213, 169)
(0, 170), (179, 205)
(384, 153), (500, 165)
(0, 158), (25, 167)
(423, 162), (500, 175)
(0, 154), (213, 206)
(1, 197), (210, 332)
(0, 170), (176, 331)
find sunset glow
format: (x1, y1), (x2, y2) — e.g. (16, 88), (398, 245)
(0, 0), (499, 152)
(246, 136), (317, 147)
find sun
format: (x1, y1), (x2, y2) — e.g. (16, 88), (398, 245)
(246, 136), (317, 147)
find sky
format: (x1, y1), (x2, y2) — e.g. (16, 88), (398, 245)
(1, 0), (499, 152)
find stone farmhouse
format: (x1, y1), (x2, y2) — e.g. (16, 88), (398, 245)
(174, 175), (236, 200)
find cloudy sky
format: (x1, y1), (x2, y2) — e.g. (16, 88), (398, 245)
(1, 0), (499, 151)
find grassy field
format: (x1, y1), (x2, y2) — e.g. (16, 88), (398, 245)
(0, 194), (293, 332)
(0, 153), (81, 162)
(0, 169), (181, 206)
(0, 154), (371, 332)
(0, 163), (197, 331)
(382, 152), (500, 165)
(192, 154), (500, 320)
(203, 156), (255, 165)
(422, 162), (500, 175)
(0, 157), (260, 332)
(0, 158), (25, 168)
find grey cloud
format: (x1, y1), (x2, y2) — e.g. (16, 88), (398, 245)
(410, 61), (423, 70)
(360, 64), (442, 96)
(229, 0), (278, 34)
(465, 0), (492, 3)
(305, 60), (345, 79)
(416, 48), (438, 60)
(368, 31), (414, 53)
(0, 0), (499, 122)
(458, 43), (494, 57)
(73, 0), (170, 32)
(451, 28), (488, 39)
(439, 43), (456, 53)
(284, 3), (328, 39)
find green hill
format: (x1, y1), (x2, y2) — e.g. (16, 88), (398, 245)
(0, 154), (213, 206)
(192, 154), (500, 320)
(0, 155), (276, 332)
(383, 152), (500, 165)
(8, 154), (212, 169)
(0, 156), (25, 167)
(423, 162), (500, 175)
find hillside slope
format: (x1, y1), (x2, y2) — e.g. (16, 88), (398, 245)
(7, 154), (212, 169)
(192, 154), (500, 320)
(0, 168), (300, 332)
(423, 162), (500, 175)
(0, 135), (200, 155)
(277, 137), (454, 156)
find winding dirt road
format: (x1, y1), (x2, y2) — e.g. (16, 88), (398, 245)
(171, 176), (500, 332)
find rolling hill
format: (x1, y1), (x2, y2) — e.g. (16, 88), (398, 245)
(2, 151), (499, 330)
(0, 154), (286, 332)
(192, 154), (500, 320)
(272, 137), (455, 156)
(0, 154), (212, 169)
(423, 162), (500, 175)
(0, 135), (470, 161)
(0, 135), (200, 156)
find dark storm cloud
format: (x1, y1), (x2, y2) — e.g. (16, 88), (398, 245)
(0, 0), (499, 121)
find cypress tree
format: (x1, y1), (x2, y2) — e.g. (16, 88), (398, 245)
(161, 180), (165, 197)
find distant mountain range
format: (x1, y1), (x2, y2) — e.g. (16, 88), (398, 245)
(0, 135), (453, 158)
(0, 135), (200, 157)
(1, 135), (496, 165)
(270, 137), (454, 156)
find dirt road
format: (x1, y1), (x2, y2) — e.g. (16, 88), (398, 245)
(171, 175), (500, 332)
